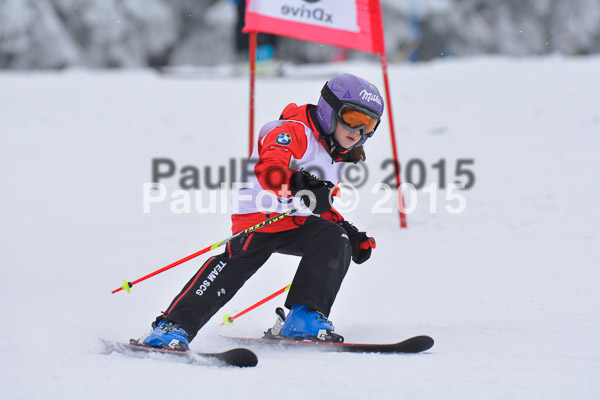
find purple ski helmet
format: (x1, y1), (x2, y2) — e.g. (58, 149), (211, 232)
(315, 73), (384, 146)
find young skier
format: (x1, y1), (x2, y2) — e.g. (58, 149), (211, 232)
(139, 73), (384, 350)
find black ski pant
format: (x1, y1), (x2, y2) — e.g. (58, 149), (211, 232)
(155, 216), (352, 341)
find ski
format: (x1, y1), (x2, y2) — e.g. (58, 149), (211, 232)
(223, 335), (434, 354)
(101, 339), (258, 368)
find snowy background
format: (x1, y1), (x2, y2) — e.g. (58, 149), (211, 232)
(1, 56), (599, 398)
(1, 0), (600, 68)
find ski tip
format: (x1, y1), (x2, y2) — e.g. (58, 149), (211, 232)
(220, 348), (258, 368)
(410, 335), (434, 352)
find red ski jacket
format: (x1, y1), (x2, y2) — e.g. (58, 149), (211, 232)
(231, 103), (345, 233)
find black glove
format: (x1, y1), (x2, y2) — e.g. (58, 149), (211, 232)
(338, 220), (376, 264)
(289, 170), (335, 215)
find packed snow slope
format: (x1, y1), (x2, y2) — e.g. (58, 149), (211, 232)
(1, 56), (599, 399)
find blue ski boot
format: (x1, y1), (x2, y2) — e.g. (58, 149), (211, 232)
(276, 305), (344, 343)
(142, 320), (189, 351)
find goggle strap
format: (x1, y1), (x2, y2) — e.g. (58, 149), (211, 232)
(321, 83), (344, 113)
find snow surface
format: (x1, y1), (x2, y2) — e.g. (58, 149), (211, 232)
(1, 56), (599, 399)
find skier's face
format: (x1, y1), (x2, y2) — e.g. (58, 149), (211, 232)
(334, 122), (362, 149)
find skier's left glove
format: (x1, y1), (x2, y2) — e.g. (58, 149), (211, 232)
(338, 221), (376, 264)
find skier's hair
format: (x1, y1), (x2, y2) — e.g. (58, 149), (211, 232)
(351, 145), (365, 163)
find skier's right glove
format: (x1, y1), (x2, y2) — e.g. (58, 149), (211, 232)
(338, 220), (376, 264)
(289, 170), (335, 215)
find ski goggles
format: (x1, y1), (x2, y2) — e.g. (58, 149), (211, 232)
(337, 105), (380, 137)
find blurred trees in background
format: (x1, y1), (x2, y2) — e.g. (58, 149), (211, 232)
(0, 0), (599, 69)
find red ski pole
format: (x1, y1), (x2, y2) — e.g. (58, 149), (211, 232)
(111, 207), (301, 294)
(221, 284), (291, 327)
